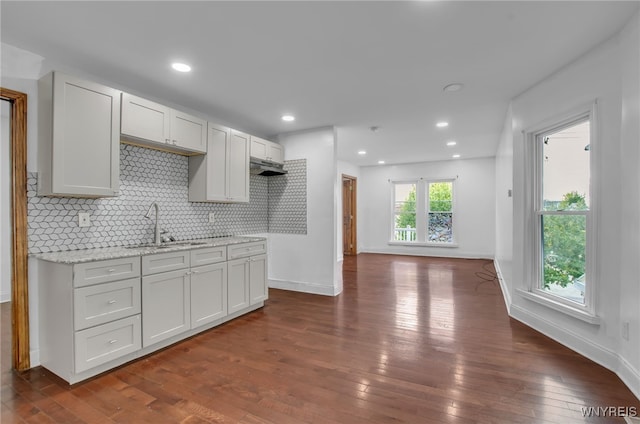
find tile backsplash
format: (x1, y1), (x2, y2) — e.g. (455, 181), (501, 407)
(268, 159), (307, 234)
(28, 144), (307, 254)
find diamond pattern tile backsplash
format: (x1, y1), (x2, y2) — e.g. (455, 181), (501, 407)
(268, 159), (307, 234)
(28, 144), (307, 254)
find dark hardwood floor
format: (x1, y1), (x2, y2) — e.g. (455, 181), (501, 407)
(2, 254), (638, 423)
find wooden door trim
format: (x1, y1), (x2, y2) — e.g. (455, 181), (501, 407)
(1, 87), (30, 371)
(342, 174), (357, 256)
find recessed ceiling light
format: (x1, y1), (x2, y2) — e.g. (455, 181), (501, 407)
(452, 154), (461, 158)
(171, 62), (191, 72)
(358, 150), (367, 155)
(436, 121), (449, 128)
(446, 141), (457, 146)
(443, 83), (464, 92)
(378, 160), (385, 164)
(282, 114), (295, 122)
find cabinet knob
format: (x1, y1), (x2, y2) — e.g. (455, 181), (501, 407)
(108, 339), (118, 344)
(107, 300), (117, 305)
(107, 268), (116, 273)
(165, 138), (170, 143)
(172, 139), (178, 145)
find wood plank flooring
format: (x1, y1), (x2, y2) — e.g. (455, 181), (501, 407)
(2, 254), (639, 423)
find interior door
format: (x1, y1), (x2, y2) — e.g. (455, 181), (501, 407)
(342, 175), (357, 256)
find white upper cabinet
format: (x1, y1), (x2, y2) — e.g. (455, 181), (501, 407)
(250, 136), (284, 164)
(38, 72), (121, 197)
(189, 123), (249, 203)
(121, 93), (207, 155)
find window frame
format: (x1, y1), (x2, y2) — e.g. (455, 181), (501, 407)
(520, 101), (599, 322)
(389, 178), (457, 247)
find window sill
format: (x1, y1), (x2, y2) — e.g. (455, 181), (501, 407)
(388, 241), (459, 248)
(516, 289), (600, 325)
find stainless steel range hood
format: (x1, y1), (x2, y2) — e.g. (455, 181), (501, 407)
(249, 157), (288, 176)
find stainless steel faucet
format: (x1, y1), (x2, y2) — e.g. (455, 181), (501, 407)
(144, 202), (161, 246)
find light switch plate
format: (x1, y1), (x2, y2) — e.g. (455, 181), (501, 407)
(208, 212), (215, 224)
(78, 212), (90, 227)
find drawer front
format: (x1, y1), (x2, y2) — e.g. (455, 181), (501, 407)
(74, 278), (141, 331)
(74, 315), (141, 373)
(227, 241), (267, 260)
(73, 257), (140, 288)
(190, 246), (227, 267)
(142, 251), (190, 275)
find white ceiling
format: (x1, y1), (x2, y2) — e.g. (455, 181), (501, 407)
(2, 1), (637, 166)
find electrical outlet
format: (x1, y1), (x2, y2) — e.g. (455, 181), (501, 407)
(78, 212), (90, 228)
(208, 212), (215, 224)
(622, 322), (630, 340)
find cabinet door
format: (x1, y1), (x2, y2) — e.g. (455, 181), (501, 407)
(250, 136), (268, 160)
(204, 123), (229, 201)
(142, 270), (190, 347)
(121, 93), (171, 145)
(171, 110), (207, 154)
(190, 263), (227, 328)
(227, 258), (250, 314)
(249, 254), (268, 305)
(228, 130), (250, 202)
(40, 72), (120, 197)
(268, 143), (284, 164)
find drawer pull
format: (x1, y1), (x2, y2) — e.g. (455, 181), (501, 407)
(108, 339), (118, 344)
(107, 268), (116, 273)
(191, 270), (199, 274)
(107, 300), (117, 305)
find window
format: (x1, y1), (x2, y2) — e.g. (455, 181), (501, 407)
(391, 179), (455, 245)
(532, 115), (592, 308)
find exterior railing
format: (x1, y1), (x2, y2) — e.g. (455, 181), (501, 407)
(394, 226), (416, 241)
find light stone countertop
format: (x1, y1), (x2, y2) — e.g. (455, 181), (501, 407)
(31, 236), (267, 264)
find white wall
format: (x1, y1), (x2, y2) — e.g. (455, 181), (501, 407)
(494, 105), (514, 308)
(616, 10), (640, 395)
(270, 127), (341, 296)
(359, 157), (495, 259)
(1, 101), (10, 303)
(497, 11), (640, 398)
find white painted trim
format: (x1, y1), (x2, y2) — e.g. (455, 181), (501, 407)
(510, 304), (617, 371)
(388, 241), (459, 248)
(0, 291), (10, 303)
(618, 354), (640, 401)
(268, 278), (339, 296)
(30, 349), (40, 367)
(493, 259), (511, 314)
(361, 248), (493, 260)
(517, 289), (601, 325)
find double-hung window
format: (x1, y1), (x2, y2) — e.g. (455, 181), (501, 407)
(525, 106), (596, 318)
(391, 179), (455, 245)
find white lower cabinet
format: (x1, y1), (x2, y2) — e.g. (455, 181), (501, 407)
(227, 241), (268, 313)
(227, 257), (250, 314)
(190, 262), (227, 328)
(37, 257), (142, 384)
(142, 269), (191, 347)
(37, 240), (267, 384)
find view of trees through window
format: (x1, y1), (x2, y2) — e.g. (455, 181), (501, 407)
(539, 119), (590, 304)
(393, 181), (453, 243)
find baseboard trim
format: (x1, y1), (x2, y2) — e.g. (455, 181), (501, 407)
(510, 303), (619, 373)
(268, 278), (339, 296)
(0, 291), (10, 303)
(493, 259), (511, 314)
(618, 354), (640, 400)
(360, 248), (494, 260)
(30, 349), (40, 368)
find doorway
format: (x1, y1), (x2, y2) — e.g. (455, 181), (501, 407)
(1, 87), (30, 371)
(342, 175), (357, 256)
